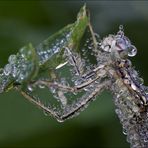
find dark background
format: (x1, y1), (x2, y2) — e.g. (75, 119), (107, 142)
(0, 1), (148, 148)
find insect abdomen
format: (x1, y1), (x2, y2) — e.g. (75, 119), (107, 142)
(111, 78), (148, 148)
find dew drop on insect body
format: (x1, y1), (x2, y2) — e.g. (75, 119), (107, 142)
(131, 83), (137, 91)
(117, 25), (124, 36)
(57, 118), (64, 123)
(119, 25), (124, 31)
(138, 78), (144, 85)
(128, 45), (137, 57)
(144, 136), (148, 143)
(123, 128), (127, 135)
(50, 86), (56, 94)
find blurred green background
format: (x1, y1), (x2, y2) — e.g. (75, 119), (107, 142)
(0, 1), (148, 148)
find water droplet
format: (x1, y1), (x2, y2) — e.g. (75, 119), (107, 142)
(74, 79), (81, 86)
(27, 85), (33, 92)
(4, 64), (11, 76)
(117, 25), (124, 36)
(144, 137), (148, 143)
(38, 84), (45, 89)
(50, 86), (56, 94)
(119, 25), (124, 31)
(0, 68), (3, 75)
(43, 110), (49, 116)
(90, 52), (94, 56)
(123, 128), (127, 135)
(139, 78), (144, 85)
(88, 46), (92, 50)
(83, 87), (89, 92)
(73, 92), (78, 95)
(12, 67), (18, 78)
(8, 54), (16, 64)
(131, 83), (137, 91)
(17, 73), (25, 81)
(128, 45), (137, 57)
(57, 118), (64, 123)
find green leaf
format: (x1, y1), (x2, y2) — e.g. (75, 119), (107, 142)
(36, 4), (88, 70)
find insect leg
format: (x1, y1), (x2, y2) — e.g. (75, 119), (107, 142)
(19, 90), (61, 120)
(59, 79), (111, 121)
(31, 73), (100, 92)
(18, 79), (110, 122)
(16, 65), (108, 121)
(32, 64), (107, 92)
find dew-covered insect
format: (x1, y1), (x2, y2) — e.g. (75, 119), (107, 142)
(0, 5), (148, 148)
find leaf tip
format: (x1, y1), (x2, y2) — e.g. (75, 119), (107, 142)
(77, 4), (88, 21)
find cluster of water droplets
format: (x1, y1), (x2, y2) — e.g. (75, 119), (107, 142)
(30, 40), (106, 119)
(82, 31), (102, 64)
(0, 68), (10, 93)
(36, 28), (72, 65)
(43, 31), (109, 119)
(0, 45), (36, 93)
(126, 61), (148, 106)
(8, 47), (36, 83)
(116, 25), (137, 57)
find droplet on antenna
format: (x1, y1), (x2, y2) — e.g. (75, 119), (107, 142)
(119, 25), (124, 31)
(117, 25), (124, 36)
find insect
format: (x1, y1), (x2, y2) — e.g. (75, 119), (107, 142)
(0, 5), (148, 148)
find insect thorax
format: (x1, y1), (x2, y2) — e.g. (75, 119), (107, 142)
(98, 26), (148, 109)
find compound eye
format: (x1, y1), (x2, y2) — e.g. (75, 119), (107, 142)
(116, 38), (128, 50)
(128, 45), (137, 57)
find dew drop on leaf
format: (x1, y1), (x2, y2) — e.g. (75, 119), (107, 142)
(4, 64), (11, 76)
(8, 54), (17, 64)
(0, 68), (3, 75)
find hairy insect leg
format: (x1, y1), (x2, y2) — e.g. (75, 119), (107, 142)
(88, 22), (98, 50)
(58, 80), (111, 121)
(32, 74), (100, 92)
(19, 90), (61, 120)
(88, 22), (101, 54)
(32, 64), (107, 91)
(16, 70), (104, 121)
(17, 79), (110, 122)
(63, 22), (101, 78)
(17, 65), (108, 121)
